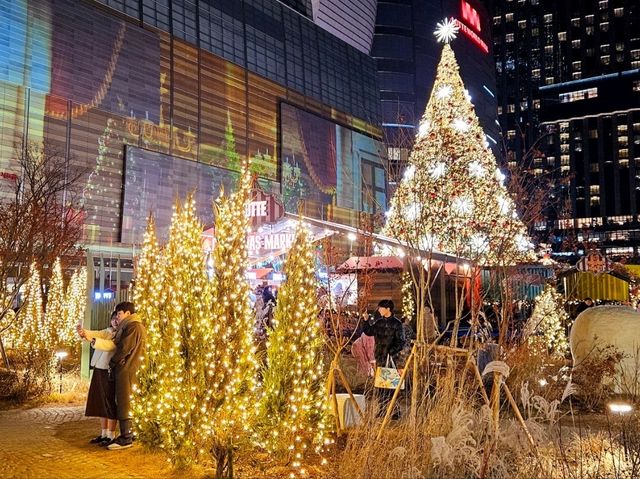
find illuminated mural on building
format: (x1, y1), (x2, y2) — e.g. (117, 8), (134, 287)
(0, 0), (384, 246)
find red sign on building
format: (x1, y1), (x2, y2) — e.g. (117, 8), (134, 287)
(246, 179), (285, 229)
(461, 0), (481, 32)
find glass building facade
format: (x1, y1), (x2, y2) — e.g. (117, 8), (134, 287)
(0, 0), (386, 248)
(491, 0), (640, 257)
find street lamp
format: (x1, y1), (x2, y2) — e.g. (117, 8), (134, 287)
(347, 232), (357, 256)
(55, 351), (68, 394)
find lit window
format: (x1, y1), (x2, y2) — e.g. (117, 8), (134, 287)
(520, 101), (528, 110)
(561, 155), (570, 165)
(558, 31), (566, 40)
(631, 49), (640, 60)
(493, 16), (502, 25)
(589, 129), (598, 139)
(616, 43), (625, 52)
(571, 17), (580, 27)
(572, 61), (582, 70)
(532, 68), (541, 79)
(532, 27), (539, 37)
(585, 15), (595, 24)
(497, 106), (503, 114)
(507, 130), (516, 139)
(545, 77), (554, 85)
(572, 72), (582, 80)
(590, 163), (600, 172)
(533, 99), (541, 109)
(619, 148), (629, 158)
(590, 185), (600, 194)
(508, 104), (515, 112)
(614, 7), (624, 17)
(600, 22), (609, 32)
(518, 20), (527, 29)
(601, 44), (610, 53)
(601, 55), (610, 65)
(587, 26), (595, 35)
(506, 13), (514, 22)
(572, 39), (581, 48)
(633, 61), (640, 68)
(590, 196), (600, 206)
(633, 80), (640, 92)
(618, 124), (628, 132)
(558, 87), (598, 103)
(544, 14), (553, 23)
(545, 45), (553, 53)
(599, 0), (608, 9)
(506, 33), (514, 42)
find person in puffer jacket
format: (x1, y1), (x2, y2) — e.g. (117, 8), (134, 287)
(77, 311), (118, 446)
(362, 300), (405, 418)
(362, 300), (405, 366)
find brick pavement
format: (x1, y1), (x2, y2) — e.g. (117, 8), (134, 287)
(0, 405), (191, 479)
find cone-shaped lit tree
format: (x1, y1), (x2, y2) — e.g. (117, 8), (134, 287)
(64, 267), (87, 337)
(46, 258), (67, 348)
(258, 223), (329, 475)
(384, 19), (532, 266)
(134, 196), (214, 464)
(526, 284), (569, 356)
(202, 160), (258, 477)
(18, 262), (48, 350)
(131, 216), (177, 449)
(133, 217), (164, 325)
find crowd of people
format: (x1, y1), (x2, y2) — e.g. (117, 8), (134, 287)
(77, 301), (147, 450)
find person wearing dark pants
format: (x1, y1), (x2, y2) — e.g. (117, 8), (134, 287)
(363, 299), (405, 418)
(106, 301), (147, 451)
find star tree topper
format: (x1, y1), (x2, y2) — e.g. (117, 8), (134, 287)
(434, 17), (459, 44)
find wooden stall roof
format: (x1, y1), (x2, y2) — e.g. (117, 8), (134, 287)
(336, 256), (404, 272)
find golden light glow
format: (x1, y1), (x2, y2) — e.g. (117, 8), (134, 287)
(257, 223), (330, 476)
(384, 43), (534, 266)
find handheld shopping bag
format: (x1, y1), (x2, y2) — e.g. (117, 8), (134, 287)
(374, 355), (405, 390)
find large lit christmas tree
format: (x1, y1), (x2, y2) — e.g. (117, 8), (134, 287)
(526, 284), (569, 356)
(384, 19), (532, 265)
(201, 160), (258, 476)
(258, 223), (329, 475)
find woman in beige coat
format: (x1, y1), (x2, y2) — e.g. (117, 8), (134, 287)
(77, 312), (118, 446)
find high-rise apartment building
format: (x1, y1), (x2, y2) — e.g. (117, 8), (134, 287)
(490, 0), (640, 258)
(372, 0), (500, 182)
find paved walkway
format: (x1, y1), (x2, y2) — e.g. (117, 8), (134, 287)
(0, 405), (198, 479)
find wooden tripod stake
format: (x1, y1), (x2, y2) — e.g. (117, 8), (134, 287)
(375, 343), (535, 451)
(327, 358), (365, 434)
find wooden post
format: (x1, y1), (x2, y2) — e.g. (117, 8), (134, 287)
(503, 383), (537, 450)
(335, 365), (365, 420)
(376, 345), (415, 440)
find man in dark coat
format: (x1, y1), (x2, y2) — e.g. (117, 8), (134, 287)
(363, 300), (405, 418)
(363, 299), (405, 366)
(107, 301), (147, 450)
